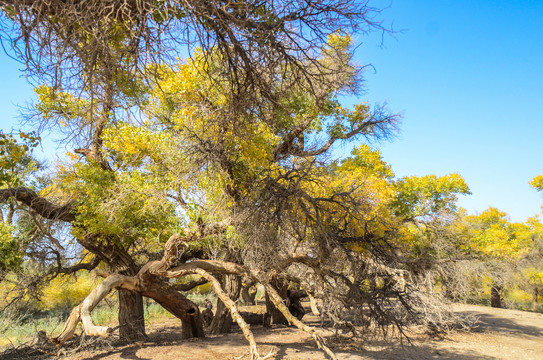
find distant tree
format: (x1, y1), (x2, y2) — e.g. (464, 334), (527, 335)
(458, 208), (532, 308)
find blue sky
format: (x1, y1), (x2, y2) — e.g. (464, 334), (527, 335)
(353, 0), (543, 222)
(1, 0), (542, 222)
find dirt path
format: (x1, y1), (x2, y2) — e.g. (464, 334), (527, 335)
(61, 304), (543, 360)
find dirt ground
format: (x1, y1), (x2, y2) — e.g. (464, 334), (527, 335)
(31, 304), (543, 360)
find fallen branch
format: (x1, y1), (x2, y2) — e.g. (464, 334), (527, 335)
(194, 268), (272, 360)
(265, 285), (337, 360)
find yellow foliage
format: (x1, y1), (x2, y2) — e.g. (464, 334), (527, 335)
(530, 175), (543, 192)
(463, 207), (530, 259)
(39, 272), (97, 311)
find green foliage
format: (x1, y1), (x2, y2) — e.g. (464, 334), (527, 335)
(0, 132), (41, 187)
(34, 85), (89, 122)
(340, 145), (395, 180)
(0, 223), (22, 271)
(463, 208), (530, 259)
(392, 173), (471, 220)
(57, 160), (179, 247)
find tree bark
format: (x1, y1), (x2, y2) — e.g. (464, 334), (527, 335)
(52, 273), (139, 345)
(210, 274), (242, 334)
(491, 284), (504, 308)
(264, 277), (289, 326)
(139, 273), (204, 338)
(118, 289), (146, 341)
(309, 294), (321, 316)
(241, 280), (257, 305)
(53, 270), (205, 345)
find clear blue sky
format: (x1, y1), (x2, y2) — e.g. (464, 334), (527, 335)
(354, 0), (543, 222)
(1, 0), (542, 222)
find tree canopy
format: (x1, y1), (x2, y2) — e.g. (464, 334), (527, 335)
(2, 1), (541, 359)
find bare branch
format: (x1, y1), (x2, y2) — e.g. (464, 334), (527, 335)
(195, 268), (272, 360)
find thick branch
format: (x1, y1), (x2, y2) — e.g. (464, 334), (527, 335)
(49, 256), (101, 276)
(0, 187), (74, 222)
(142, 221), (231, 275)
(161, 259), (250, 279)
(52, 273), (139, 345)
(173, 277), (208, 292)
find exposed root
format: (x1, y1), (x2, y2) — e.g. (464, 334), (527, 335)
(265, 285), (337, 360)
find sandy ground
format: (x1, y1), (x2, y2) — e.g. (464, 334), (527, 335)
(51, 304), (543, 360)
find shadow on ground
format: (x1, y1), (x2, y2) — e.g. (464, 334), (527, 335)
(456, 310), (543, 337)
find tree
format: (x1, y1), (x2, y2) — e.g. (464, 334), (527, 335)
(0, 1), (390, 342)
(0, 2), (471, 359)
(457, 208), (532, 308)
(0, 131), (42, 284)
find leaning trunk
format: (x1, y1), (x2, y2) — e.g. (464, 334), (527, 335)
(241, 280), (257, 305)
(140, 274), (204, 338)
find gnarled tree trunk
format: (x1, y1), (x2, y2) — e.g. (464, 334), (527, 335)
(53, 270), (205, 345)
(241, 280), (257, 305)
(139, 273), (204, 338)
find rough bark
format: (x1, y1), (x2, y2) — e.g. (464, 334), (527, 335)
(264, 277), (289, 326)
(53, 269), (205, 345)
(118, 289), (146, 341)
(309, 294), (321, 316)
(0, 187), (74, 222)
(241, 280), (257, 305)
(210, 274), (242, 334)
(52, 273), (139, 345)
(286, 289), (307, 321)
(139, 273), (204, 339)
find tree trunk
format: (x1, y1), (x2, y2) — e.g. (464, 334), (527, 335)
(264, 277), (289, 326)
(118, 289), (146, 341)
(533, 287), (539, 311)
(53, 271), (205, 345)
(210, 274), (242, 334)
(309, 294), (321, 316)
(140, 274), (204, 338)
(490, 284), (504, 308)
(241, 280), (257, 305)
